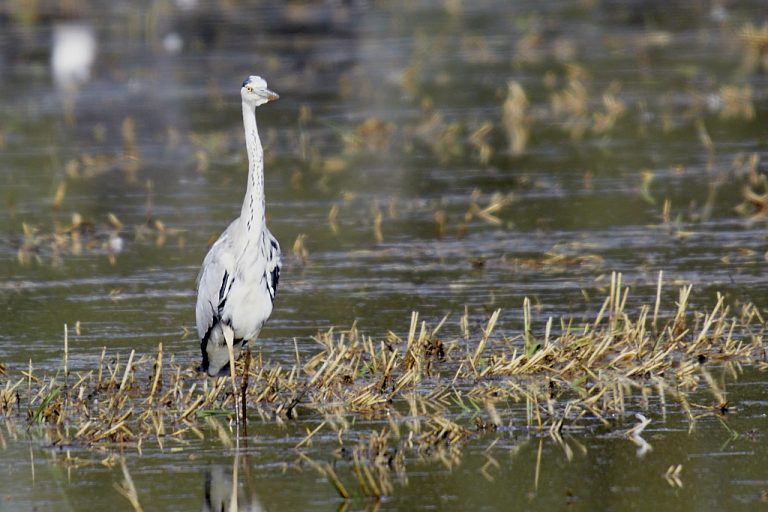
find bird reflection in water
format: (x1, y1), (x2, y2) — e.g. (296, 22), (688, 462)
(203, 450), (264, 512)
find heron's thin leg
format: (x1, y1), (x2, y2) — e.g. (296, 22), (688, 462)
(223, 325), (240, 423)
(230, 449), (239, 512)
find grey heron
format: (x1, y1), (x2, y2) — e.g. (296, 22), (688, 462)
(195, 75), (282, 415)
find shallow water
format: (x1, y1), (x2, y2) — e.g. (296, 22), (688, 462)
(1, 1), (768, 510)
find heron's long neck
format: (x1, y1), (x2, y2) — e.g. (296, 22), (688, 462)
(240, 102), (266, 235)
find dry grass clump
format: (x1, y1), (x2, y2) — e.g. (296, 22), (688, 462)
(735, 154), (768, 221)
(502, 81), (530, 155)
(0, 272), (765, 500)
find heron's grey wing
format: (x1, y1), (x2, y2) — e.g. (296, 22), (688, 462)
(264, 229), (282, 302)
(195, 226), (237, 340)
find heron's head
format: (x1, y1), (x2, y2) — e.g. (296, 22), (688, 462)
(240, 75), (279, 107)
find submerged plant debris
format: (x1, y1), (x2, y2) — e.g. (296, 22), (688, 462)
(0, 273), (764, 501)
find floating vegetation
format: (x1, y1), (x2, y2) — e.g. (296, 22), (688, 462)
(14, 212), (184, 266)
(717, 85), (755, 121)
(350, 118), (396, 154)
(740, 22), (768, 73)
(1, 273), (765, 500)
(502, 81), (530, 155)
(510, 250), (604, 272)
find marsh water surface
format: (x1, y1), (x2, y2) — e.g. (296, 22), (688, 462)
(1, 1), (768, 510)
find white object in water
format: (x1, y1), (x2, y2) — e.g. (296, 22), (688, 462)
(51, 22), (96, 91)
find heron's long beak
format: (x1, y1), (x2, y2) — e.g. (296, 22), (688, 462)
(265, 89), (279, 101)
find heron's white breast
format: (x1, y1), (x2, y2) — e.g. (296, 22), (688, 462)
(224, 274), (273, 340)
